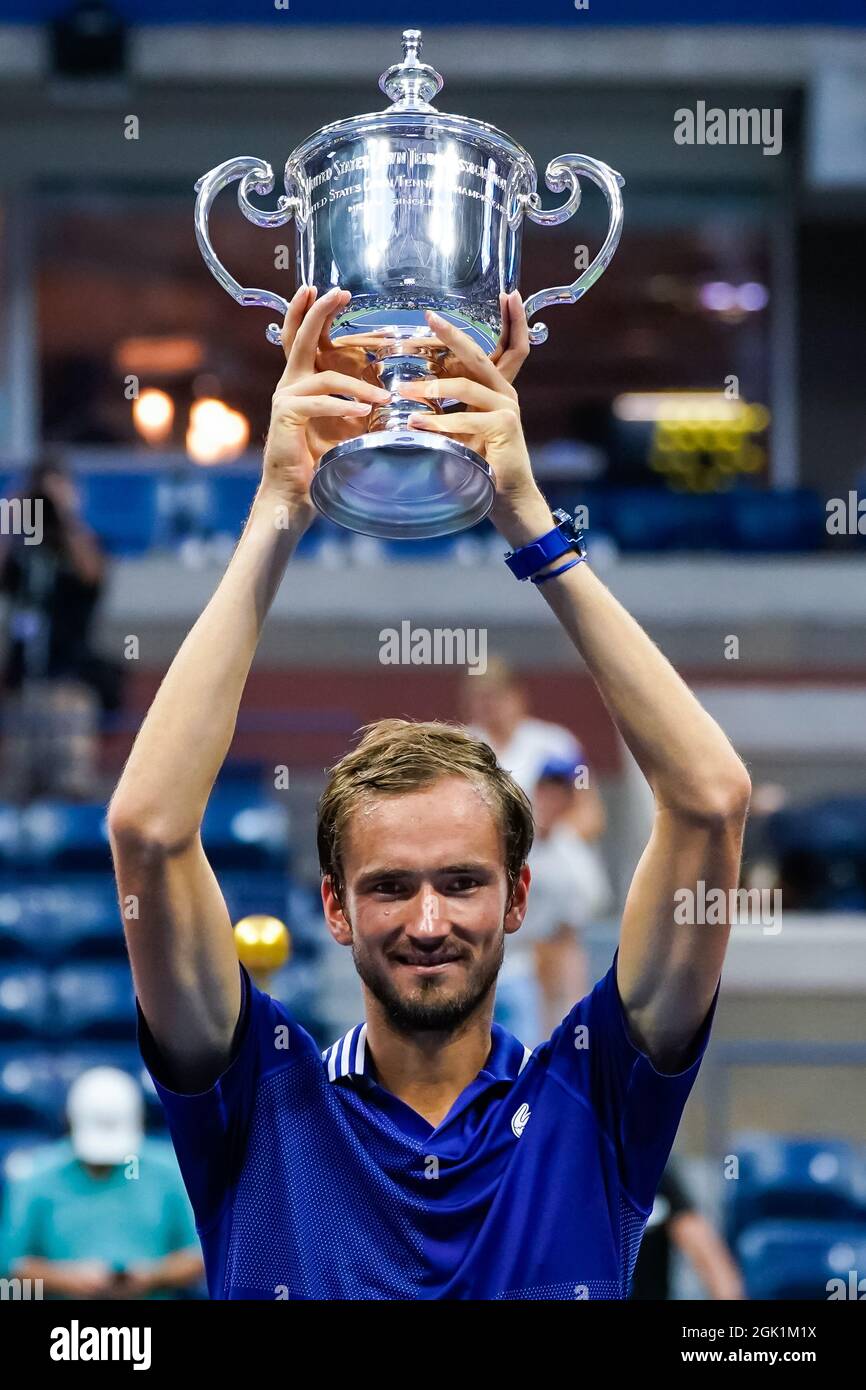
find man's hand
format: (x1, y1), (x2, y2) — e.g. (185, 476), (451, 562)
(262, 286), (392, 519)
(394, 291), (553, 544)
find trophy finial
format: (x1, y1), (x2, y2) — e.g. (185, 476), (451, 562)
(402, 29), (422, 62)
(379, 28), (444, 110)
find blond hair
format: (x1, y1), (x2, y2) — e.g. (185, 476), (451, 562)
(317, 718), (534, 908)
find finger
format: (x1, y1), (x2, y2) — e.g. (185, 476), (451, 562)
(406, 408), (517, 439)
(288, 371), (391, 404)
(276, 286), (317, 387)
(496, 291), (531, 381)
(424, 310), (507, 392)
(287, 287), (350, 376)
(490, 291), (511, 366)
(395, 376), (514, 412)
(273, 395), (374, 425)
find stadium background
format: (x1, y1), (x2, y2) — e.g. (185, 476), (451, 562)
(0, 0), (864, 1300)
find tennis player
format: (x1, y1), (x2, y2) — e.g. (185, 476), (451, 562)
(108, 285), (751, 1300)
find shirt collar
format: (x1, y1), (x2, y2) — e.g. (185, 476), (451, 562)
(322, 1022), (533, 1084)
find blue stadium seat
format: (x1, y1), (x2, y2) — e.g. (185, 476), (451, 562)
(0, 1130), (54, 1189)
(764, 798), (866, 911)
(19, 803), (112, 873)
(78, 472), (159, 556)
(0, 967), (50, 1041)
(50, 964), (136, 1042)
(201, 791), (289, 870)
(726, 1133), (866, 1244)
(729, 489), (826, 553)
(0, 1048), (65, 1132)
(737, 1219), (866, 1300)
(0, 878), (124, 962)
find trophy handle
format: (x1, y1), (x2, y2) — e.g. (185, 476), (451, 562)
(194, 156), (302, 345)
(521, 155), (625, 347)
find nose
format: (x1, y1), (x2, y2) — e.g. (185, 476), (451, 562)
(407, 890), (444, 937)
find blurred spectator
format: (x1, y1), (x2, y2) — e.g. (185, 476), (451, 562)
(0, 1067), (202, 1299)
(629, 1159), (745, 1301)
(461, 656), (606, 841)
(496, 756), (612, 1047)
(0, 457), (123, 802)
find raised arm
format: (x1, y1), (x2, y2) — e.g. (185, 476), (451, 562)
(108, 286), (390, 1090)
(398, 297), (751, 1072)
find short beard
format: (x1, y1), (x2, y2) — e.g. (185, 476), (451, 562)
(351, 931), (505, 1037)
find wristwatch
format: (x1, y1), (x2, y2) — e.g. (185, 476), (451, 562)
(504, 508), (587, 581)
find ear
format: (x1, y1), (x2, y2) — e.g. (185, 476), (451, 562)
(504, 862), (531, 937)
(322, 875), (353, 946)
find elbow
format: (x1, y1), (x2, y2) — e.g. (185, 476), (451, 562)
(107, 798), (196, 860)
(664, 763), (752, 828)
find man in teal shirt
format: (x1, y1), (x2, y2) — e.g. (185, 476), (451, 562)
(0, 1067), (202, 1298)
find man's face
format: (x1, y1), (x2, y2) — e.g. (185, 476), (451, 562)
(322, 776), (528, 1036)
(532, 778), (574, 836)
(461, 680), (524, 734)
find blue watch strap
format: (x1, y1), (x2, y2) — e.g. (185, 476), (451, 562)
(531, 555), (585, 586)
(504, 508), (585, 581)
(504, 520), (572, 580)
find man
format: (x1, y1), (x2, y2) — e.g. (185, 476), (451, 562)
(108, 286), (750, 1300)
(496, 755), (611, 1047)
(0, 1067), (202, 1299)
(461, 655), (606, 841)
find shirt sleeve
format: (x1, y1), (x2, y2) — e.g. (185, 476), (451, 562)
(546, 949), (718, 1210)
(0, 1176), (45, 1270)
(136, 963), (316, 1234)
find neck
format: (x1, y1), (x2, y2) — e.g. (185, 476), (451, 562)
(363, 994), (495, 1128)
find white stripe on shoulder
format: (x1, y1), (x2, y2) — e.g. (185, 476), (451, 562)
(339, 1027), (356, 1078)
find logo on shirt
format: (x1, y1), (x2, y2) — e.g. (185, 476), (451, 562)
(511, 1103), (531, 1139)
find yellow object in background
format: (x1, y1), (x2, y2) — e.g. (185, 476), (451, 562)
(233, 915), (292, 975)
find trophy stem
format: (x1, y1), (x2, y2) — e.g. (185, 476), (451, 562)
(367, 349), (443, 434)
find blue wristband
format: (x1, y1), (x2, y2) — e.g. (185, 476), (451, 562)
(531, 555), (585, 586)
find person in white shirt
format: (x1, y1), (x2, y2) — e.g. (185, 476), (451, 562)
(461, 656), (606, 842)
(496, 756), (613, 1048)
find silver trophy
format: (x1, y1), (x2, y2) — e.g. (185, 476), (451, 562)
(194, 29), (624, 539)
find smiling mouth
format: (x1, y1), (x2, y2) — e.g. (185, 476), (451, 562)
(394, 959), (462, 975)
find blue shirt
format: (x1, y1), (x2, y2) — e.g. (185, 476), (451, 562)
(138, 950), (717, 1300)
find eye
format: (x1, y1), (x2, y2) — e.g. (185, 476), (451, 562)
(371, 879), (409, 897)
(444, 875), (479, 893)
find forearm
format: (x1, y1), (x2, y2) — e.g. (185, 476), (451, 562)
(110, 488), (309, 842)
(134, 1248), (204, 1292)
(499, 488), (749, 817)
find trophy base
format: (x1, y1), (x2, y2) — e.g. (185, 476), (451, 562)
(311, 430), (494, 540)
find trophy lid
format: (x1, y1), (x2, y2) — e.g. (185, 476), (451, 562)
(378, 29), (444, 112)
(285, 28), (533, 176)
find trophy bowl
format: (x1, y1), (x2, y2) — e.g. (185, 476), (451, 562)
(194, 29), (624, 540)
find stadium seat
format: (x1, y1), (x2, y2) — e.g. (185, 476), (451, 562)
(0, 1048), (65, 1132)
(726, 1133), (866, 1244)
(729, 489), (826, 553)
(0, 878), (124, 962)
(0, 1129), (54, 1190)
(50, 964), (136, 1042)
(19, 803), (112, 873)
(736, 1218), (866, 1300)
(78, 472), (159, 556)
(201, 791), (290, 870)
(0, 967), (50, 1041)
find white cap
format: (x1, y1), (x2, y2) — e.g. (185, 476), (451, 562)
(67, 1067), (144, 1166)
